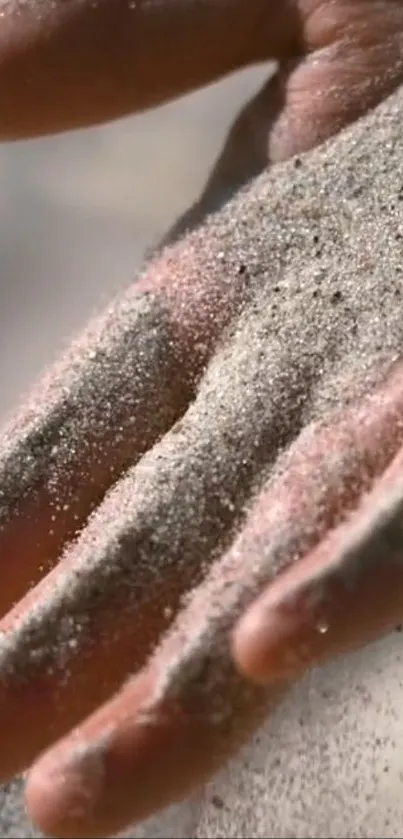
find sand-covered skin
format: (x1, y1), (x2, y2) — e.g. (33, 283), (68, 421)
(3, 81), (403, 837)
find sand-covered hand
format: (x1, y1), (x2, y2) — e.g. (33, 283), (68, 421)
(0, 1), (402, 838)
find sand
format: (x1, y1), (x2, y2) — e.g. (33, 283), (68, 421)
(3, 80), (403, 836)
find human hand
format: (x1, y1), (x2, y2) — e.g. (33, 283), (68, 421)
(1, 1), (403, 838)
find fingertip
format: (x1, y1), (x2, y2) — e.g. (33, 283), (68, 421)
(25, 669), (154, 838)
(231, 607), (269, 683)
(26, 743), (107, 839)
(24, 663), (219, 839)
(232, 600), (303, 685)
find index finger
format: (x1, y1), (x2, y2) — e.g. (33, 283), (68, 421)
(0, 0), (295, 139)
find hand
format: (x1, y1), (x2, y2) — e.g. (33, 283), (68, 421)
(0, 1), (403, 838)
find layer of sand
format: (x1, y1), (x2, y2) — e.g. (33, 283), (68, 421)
(2, 78), (403, 838)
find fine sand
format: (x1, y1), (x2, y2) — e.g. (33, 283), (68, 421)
(2, 80), (403, 838)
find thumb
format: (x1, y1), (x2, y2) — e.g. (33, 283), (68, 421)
(269, 25), (403, 163)
(191, 1), (403, 220)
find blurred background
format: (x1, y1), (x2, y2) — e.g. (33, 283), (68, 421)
(0, 64), (269, 419)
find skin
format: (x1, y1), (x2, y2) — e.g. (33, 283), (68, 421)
(0, 0), (403, 836)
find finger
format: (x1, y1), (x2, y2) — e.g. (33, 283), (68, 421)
(0, 307), (302, 780)
(0, 200), (256, 626)
(225, 1), (403, 169)
(269, 0), (403, 162)
(0, 0), (295, 139)
(25, 650), (284, 839)
(234, 436), (403, 685)
(0, 282), (193, 618)
(168, 0), (403, 235)
(231, 364), (403, 681)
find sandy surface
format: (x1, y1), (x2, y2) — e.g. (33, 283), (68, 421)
(2, 66), (403, 838)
